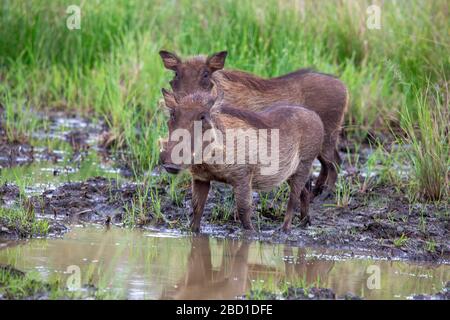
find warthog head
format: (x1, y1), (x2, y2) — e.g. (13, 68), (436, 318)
(159, 89), (221, 174)
(159, 50), (227, 98)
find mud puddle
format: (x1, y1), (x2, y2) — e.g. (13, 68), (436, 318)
(0, 225), (448, 300)
(0, 111), (129, 177)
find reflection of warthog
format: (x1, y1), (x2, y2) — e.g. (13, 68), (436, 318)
(283, 246), (335, 285)
(161, 236), (251, 300)
(162, 237), (336, 300)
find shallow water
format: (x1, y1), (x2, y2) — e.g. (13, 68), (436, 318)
(0, 113), (126, 195)
(0, 226), (448, 300)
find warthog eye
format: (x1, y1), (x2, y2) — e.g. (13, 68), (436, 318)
(202, 71), (209, 79)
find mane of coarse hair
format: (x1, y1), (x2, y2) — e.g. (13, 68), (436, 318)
(221, 68), (317, 92)
(184, 55), (208, 66)
(219, 104), (271, 129)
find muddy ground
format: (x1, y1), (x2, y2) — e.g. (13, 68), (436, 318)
(0, 128), (33, 168)
(0, 111), (449, 263)
(0, 173), (448, 263)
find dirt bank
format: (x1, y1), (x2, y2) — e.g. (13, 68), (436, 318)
(246, 286), (363, 300)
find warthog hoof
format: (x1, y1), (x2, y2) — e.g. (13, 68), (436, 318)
(189, 221), (201, 233)
(299, 215), (311, 228)
(242, 228), (257, 238)
(279, 225), (292, 234)
(314, 187), (335, 202)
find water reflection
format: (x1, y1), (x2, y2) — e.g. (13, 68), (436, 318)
(163, 238), (338, 299)
(162, 237), (250, 299)
(283, 246), (335, 285)
(0, 226), (448, 299)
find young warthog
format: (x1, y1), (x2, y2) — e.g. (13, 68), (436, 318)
(159, 89), (324, 232)
(159, 50), (348, 196)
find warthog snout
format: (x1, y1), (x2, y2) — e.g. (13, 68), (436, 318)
(159, 147), (182, 174)
(159, 137), (181, 174)
(162, 163), (182, 175)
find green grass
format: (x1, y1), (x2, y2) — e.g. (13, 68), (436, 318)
(0, 206), (49, 238)
(211, 193), (234, 223)
(0, 0), (448, 202)
(401, 86), (449, 202)
(334, 175), (355, 208)
(247, 274), (323, 300)
(393, 234), (409, 248)
(0, 266), (59, 299)
(123, 184), (165, 227)
(0, 265), (112, 299)
(425, 239), (437, 253)
(0, 84), (40, 143)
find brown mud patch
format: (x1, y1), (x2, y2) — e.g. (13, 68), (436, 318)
(0, 106), (33, 167)
(0, 183), (20, 205)
(29, 177), (144, 224)
(0, 134), (34, 168)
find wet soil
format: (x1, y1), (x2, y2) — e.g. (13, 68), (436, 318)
(29, 177), (142, 224)
(0, 133), (34, 168)
(1, 174), (447, 263)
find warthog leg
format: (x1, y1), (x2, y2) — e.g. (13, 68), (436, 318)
(313, 155), (329, 197)
(233, 182), (255, 231)
(314, 147), (341, 196)
(282, 163), (311, 232)
(190, 179), (211, 232)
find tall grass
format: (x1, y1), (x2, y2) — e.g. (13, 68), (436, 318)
(0, 0), (448, 197)
(401, 85), (449, 201)
(0, 206), (49, 237)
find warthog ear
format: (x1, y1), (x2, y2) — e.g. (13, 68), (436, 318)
(161, 88), (177, 109)
(159, 50), (181, 71)
(207, 51), (228, 72)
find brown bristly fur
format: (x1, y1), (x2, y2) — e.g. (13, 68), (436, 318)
(159, 91), (324, 232)
(159, 51), (349, 196)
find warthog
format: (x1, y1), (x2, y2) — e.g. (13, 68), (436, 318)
(159, 89), (324, 232)
(159, 50), (348, 196)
